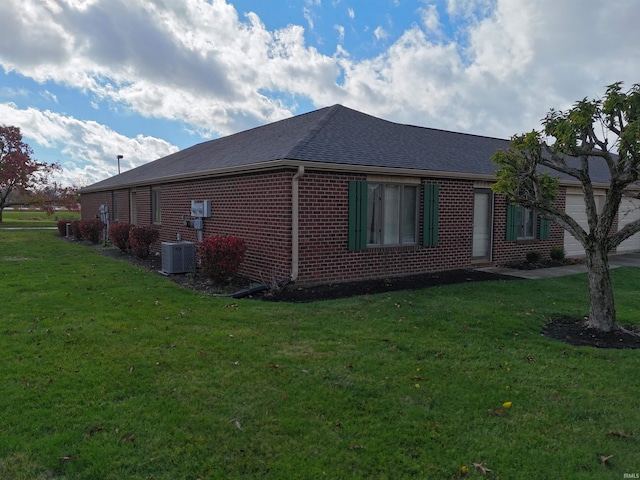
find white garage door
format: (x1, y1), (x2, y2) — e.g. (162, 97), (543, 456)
(564, 190), (605, 257)
(617, 197), (640, 253)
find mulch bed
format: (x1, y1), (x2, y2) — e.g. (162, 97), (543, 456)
(95, 244), (516, 301)
(542, 317), (640, 349)
(504, 258), (585, 270)
(86, 240), (640, 350)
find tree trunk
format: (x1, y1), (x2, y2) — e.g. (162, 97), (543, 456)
(584, 246), (617, 332)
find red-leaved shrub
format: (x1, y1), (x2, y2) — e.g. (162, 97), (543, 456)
(129, 225), (159, 258)
(69, 219), (82, 240)
(78, 218), (105, 244)
(109, 222), (132, 251)
(197, 234), (247, 283)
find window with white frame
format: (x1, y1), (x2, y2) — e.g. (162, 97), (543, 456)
(112, 191), (119, 221)
(152, 188), (161, 224)
(518, 207), (536, 240)
(366, 183), (418, 246)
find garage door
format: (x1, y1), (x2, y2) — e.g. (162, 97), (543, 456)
(564, 191), (605, 257)
(617, 197), (640, 253)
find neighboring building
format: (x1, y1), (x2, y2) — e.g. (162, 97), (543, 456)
(80, 104), (631, 286)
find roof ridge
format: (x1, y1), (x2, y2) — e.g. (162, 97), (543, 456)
(285, 104), (343, 159)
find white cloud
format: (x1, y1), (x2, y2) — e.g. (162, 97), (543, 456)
(303, 7), (316, 30)
(0, 102), (178, 186)
(41, 90), (58, 103)
(347, 7), (355, 19)
(419, 4), (443, 36)
(446, 0), (495, 18)
(373, 26), (389, 41)
(1, 0), (640, 188)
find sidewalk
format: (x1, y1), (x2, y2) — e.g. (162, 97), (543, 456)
(477, 252), (640, 279)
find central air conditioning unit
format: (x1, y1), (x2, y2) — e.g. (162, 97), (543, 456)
(161, 241), (196, 274)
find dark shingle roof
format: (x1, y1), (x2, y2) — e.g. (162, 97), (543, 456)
(82, 104), (610, 192)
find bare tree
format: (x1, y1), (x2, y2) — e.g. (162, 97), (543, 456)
(492, 82), (640, 332)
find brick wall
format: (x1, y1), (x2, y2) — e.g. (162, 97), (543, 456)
(296, 174), (479, 284)
(491, 188), (566, 265)
(81, 170), (571, 286)
(158, 171), (293, 281)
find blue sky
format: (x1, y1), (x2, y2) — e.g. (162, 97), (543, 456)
(1, 0), (639, 186)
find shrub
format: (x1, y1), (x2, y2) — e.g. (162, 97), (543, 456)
(129, 225), (160, 258)
(57, 219), (72, 236)
(78, 218), (105, 244)
(69, 219), (82, 240)
(550, 246), (566, 261)
(109, 222), (132, 252)
(198, 234), (247, 283)
(525, 250), (542, 264)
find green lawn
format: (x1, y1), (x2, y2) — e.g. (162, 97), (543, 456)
(0, 210), (80, 228)
(1, 230), (639, 479)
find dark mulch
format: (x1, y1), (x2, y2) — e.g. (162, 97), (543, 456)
(95, 244), (516, 301)
(504, 258), (584, 270)
(542, 317), (640, 349)
(83, 240), (640, 350)
(254, 269), (516, 302)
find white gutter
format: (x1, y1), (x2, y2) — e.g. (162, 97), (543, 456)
(291, 165), (305, 281)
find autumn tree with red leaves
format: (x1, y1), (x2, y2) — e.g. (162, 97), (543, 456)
(0, 125), (60, 222)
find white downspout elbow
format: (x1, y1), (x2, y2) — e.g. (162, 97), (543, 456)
(291, 165), (305, 282)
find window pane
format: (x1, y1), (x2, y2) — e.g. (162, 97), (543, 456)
(152, 189), (161, 224)
(112, 192), (119, 220)
(367, 184), (381, 244)
(518, 207), (535, 239)
(402, 186), (417, 243)
(526, 209), (535, 237)
(383, 185), (400, 244)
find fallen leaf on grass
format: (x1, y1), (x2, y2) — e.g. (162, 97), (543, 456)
(121, 434), (136, 442)
(348, 444), (364, 450)
(606, 431), (631, 439)
(88, 425), (103, 436)
(473, 462), (492, 474)
(59, 455), (77, 463)
(600, 454), (613, 465)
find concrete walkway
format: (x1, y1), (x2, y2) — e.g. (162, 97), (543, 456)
(478, 252), (640, 279)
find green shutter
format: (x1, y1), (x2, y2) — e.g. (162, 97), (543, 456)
(348, 181), (367, 250)
(539, 218), (551, 240)
(422, 184), (439, 247)
(506, 204), (519, 241)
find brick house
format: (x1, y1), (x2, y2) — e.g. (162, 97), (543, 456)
(80, 104), (610, 286)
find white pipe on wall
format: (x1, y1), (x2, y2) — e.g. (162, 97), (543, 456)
(291, 165), (305, 281)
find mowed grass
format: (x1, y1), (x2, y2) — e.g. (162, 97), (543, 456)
(0, 210), (80, 228)
(1, 230), (639, 479)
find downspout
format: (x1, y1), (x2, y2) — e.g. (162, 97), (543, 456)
(291, 165), (305, 282)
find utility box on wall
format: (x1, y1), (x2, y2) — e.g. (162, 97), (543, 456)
(190, 200), (211, 218)
(161, 242), (196, 274)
